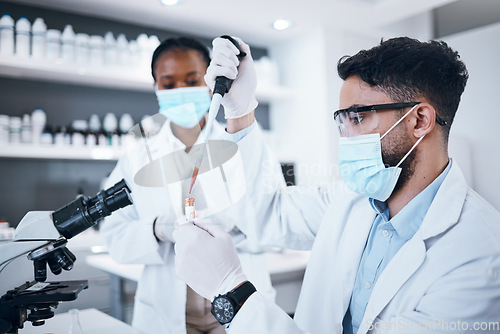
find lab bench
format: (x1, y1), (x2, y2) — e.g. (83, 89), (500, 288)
(18, 308), (140, 334)
(86, 249), (310, 322)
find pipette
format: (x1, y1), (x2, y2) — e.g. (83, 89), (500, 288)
(188, 35), (247, 194)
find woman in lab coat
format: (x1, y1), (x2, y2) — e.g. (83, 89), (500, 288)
(173, 37), (500, 333)
(99, 37), (276, 334)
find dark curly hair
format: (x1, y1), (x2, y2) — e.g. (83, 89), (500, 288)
(337, 37), (468, 139)
(151, 37), (211, 81)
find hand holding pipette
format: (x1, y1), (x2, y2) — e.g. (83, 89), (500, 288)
(189, 35), (257, 194)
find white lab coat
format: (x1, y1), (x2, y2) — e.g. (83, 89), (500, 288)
(223, 124), (500, 334)
(100, 118), (277, 334)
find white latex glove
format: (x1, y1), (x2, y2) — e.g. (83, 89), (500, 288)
(173, 220), (247, 300)
(204, 37), (258, 119)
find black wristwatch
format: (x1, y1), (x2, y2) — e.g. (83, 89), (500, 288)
(211, 281), (256, 325)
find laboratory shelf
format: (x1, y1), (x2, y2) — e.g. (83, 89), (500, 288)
(0, 144), (125, 161)
(0, 56), (293, 102)
(0, 55), (153, 92)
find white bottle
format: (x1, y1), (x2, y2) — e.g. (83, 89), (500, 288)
(103, 113), (118, 146)
(31, 18), (46, 60)
(89, 35), (104, 67)
(136, 33), (150, 70)
(61, 25), (75, 64)
(20, 113), (32, 144)
(71, 120), (87, 146)
(103, 31), (117, 65)
(119, 113), (134, 134)
(46, 29), (61, 61)
(0, 14), (15, 56)
(148, 35), (160, 56)
(54, 126), (69, 146)
(119, 113), (134, 146)
(9, 116), (21, 144)
(116, 34), (128, 68)
(88, 114), (101, 133)
(31, 108), (46, 144)
(0, 115), (9, 145)
(102, 113), (118, 134)
(75, 33), (89, 65)
(15, 16), (31, 58)
(127, 40), (140, 69)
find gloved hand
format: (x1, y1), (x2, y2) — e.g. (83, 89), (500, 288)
(205, 37), (258, 119)
(173, 220), (247, 300)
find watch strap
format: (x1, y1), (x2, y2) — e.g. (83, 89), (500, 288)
(227, 281), (256, 308)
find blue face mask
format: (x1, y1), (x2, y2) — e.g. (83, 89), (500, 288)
(155, 86), (211, 129)
(337, 105), (424, 201)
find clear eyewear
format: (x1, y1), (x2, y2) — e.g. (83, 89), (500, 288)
(333, 102), (447, 137)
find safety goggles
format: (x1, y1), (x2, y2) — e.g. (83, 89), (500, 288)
(333, 102), (447, 137)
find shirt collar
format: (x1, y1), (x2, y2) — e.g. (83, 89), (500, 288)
(369, 160), (452, 240)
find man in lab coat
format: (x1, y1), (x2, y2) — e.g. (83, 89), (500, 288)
(173, 36), (500, 333)
(100, 37), (276, 334)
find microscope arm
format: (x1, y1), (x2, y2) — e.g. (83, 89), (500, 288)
(0, 211), (61, 272)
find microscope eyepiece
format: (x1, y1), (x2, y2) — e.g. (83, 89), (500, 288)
(52, 179), (133, 239)
(86, 179), (131, 207)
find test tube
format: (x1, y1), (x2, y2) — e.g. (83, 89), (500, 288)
(185, 197), (195, 223)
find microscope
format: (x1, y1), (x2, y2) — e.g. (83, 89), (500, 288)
(0, 179), (133, 333)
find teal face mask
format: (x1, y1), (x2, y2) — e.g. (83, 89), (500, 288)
(155, 86), (211, 129)
(337, 104), (423, 201)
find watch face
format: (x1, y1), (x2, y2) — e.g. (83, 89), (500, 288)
(212, 296), (235, 324)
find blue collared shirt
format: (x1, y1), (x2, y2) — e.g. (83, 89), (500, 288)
(346, 161), (452, 334)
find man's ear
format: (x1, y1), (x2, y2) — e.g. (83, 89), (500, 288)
(413, 103), (436, 138)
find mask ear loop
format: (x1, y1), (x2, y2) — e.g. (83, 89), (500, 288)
(379, 103), (423, 168)
(380, 104), (419, 140)
(395, 135), (424, 168)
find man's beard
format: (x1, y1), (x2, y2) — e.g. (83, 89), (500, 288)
(381, 123), (418, 193)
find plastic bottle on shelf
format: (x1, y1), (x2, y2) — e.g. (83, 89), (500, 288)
(136, 33), (150, 70)
(86, 129), (97, 146)
(88, 114), (101, 133)
(46, 29), (61, 61)
(40, 125), (53, 145)
(31, 107), (46, 144)
(116, 34), (128, 68)
(61, 25), (75, 64)
(0, 13), (15, 56)
(127, 39), (140, 69)
(148, 35), (160, 57)
(102, 113), (118, 145)
(21, 113), (32, 144)
(54, 126), (69, 146)
(75, 33), (89, 66)
(98, 131), (108, 146)
(71, 120), (87, 146)
(119, 113), (134, 133)
(89, 35), (104, 67)
(9, 116), (22, 144)
(0, 115), (9, 145)
(103, 31), (117, 65)
(31, 18), (46, 60)
(119, 113), (134, 146)
(88, 114), (101, 147)
(15, 16), (31, 58)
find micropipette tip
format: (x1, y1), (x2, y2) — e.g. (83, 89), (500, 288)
(188, 166), (199, 194)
